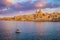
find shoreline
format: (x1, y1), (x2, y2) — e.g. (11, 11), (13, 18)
(0, 20), (60, 22)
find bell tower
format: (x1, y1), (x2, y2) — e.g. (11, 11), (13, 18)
(36, 9), (39, 17)
(39, 9), (42, 17)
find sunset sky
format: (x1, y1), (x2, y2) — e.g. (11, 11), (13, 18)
(0, 0), (60, 17)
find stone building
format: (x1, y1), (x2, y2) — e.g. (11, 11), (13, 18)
(36, 9), (43, 17)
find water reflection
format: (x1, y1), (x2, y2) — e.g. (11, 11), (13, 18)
(35, 22), (60, 40)
(0, 21), (16, 40)
(0, 21), (60, 40)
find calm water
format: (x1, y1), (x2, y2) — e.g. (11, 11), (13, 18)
(0, 21), (60, 40)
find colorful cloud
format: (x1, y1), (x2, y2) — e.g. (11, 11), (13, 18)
(0, 0), (60, 16)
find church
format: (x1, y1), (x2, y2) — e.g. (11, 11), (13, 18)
(36, 9), (43, 17)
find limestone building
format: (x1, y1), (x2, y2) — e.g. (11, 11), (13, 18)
(36, 9), (43, 17)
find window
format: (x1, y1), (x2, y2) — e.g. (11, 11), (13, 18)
(43, 14), (45, 16)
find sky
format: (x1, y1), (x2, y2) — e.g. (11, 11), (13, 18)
(0, 0), (60, 17)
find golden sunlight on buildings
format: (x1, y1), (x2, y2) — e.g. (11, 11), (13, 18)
(0, 9), (60, 22)
(36, 9), (43, 17)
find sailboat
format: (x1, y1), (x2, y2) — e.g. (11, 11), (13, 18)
(16, 29), (20, 33)
(16, 23), (21, 33)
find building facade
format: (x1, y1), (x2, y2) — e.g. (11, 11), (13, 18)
(36, 9), (43, 17)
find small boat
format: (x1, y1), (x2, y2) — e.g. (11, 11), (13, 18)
(16, 29), (20, 33)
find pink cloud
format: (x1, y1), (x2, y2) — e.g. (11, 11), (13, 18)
(35, 3), (46, 8)
(3, 0), (12, 6)
(14, 3), (21, 8)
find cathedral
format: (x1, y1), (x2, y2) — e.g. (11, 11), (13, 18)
(36, 9), (43, 17)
